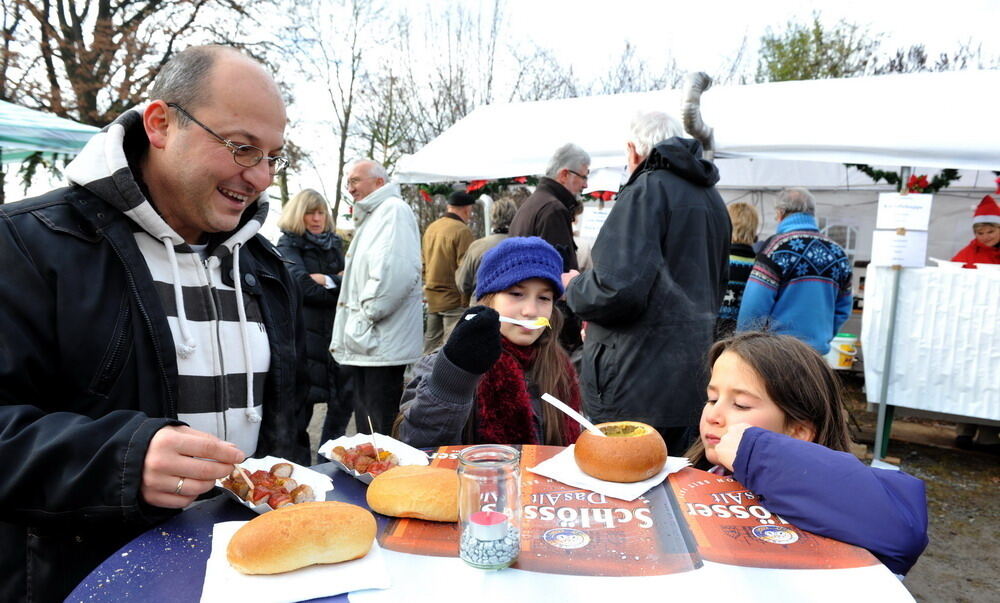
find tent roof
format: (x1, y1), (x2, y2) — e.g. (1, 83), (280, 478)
(0, 100), (99, 163)
(396, 69), (1000, 183)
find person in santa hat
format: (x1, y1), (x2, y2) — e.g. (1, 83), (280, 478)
(950, 194), (1000, 267)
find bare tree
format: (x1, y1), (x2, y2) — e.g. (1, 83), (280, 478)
(1, 0), (275, 126)
(283, 0), (383, 219)
(872, 41), (995, 74)
(506, 44), (581, 102)
(596, 41), (685, 94)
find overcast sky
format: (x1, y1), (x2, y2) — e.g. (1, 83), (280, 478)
(285, 0), (999, 205)
(506, 0), (1000, 80)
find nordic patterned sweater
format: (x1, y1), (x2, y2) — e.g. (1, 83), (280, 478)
(715, 242), (756, 339)
(736, 213), (852, 354)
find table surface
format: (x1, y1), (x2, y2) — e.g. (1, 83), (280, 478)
(67, 448), (912, 603)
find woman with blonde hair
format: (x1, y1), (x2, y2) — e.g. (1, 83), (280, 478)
(715, 202), (759, 339)
(277, 189), (349, 457)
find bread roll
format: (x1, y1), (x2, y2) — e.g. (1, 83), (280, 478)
(366, 465), (459, 522)
(227, 501), (376, 574)
(574, 421), (667, 483)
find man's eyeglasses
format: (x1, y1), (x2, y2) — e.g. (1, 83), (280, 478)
(167, 103), (289, 174)
(567, 169), (589, 181)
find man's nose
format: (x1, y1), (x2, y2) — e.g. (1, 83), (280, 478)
(243, 159), (274, 191)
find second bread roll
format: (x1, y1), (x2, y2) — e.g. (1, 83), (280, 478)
(366, 465), (459, 522)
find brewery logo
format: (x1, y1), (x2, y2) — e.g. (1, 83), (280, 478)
(750, 525), (799, 545)
(542, 528), (591, 550)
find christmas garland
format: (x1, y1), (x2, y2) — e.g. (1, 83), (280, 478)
(846, 164), (961, 194)
(416, 176), (539, 203)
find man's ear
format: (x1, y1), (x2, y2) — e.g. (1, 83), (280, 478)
(144, 101), (171, 150)
(625, 142), (641, 171)
(786, 420), (816, 443)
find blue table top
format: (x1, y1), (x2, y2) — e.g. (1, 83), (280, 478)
(66, 462), (376, 603)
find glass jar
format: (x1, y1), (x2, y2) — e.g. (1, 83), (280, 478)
(457, 444), (521, 570)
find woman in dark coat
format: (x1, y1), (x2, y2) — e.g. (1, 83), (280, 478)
(277, 189), (351, 454)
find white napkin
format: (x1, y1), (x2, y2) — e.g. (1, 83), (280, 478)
(216, 455), (335, 513)
(528, 446), (690, 501)
(318, 433), (429, 484)
(200, 520), (390, 603)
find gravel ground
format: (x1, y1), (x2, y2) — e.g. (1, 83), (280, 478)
(839, 376), (1000, 603)
(307, 382), (999, 601)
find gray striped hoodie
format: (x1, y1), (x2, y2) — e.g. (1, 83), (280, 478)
(63, 106), (269, 454)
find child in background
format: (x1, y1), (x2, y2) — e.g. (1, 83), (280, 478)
(950, 194), (1000, 267)
(685, 331), (928, 575)
(395, 237), (582, 448)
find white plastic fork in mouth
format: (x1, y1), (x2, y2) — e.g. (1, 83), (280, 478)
(465, 314), (551, 329)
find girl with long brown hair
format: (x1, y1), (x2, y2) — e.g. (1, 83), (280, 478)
(684, 331), (928, 575)
(395, 237), (581, 447)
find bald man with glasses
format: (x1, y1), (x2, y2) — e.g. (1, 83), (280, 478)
(0, 45), (308, 601)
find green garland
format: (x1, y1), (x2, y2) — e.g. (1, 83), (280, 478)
(416, 176), (540, 201)
(846, 164), (961, 194)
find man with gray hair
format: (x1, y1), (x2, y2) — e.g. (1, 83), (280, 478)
(565, 111), (730, 452)
(509, 142), (590, 271)
(736, 187), (852, 354)
(332, 159), (422, 435)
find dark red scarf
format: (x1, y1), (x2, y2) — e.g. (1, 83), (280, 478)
(475, 338), (582, 445)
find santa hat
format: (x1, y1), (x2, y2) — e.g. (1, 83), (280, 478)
(972, 194), (1000, 225)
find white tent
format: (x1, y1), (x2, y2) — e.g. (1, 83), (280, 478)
(396, 69), (1000, 182)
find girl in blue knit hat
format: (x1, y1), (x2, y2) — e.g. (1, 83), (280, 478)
(394, 237), (583, 447)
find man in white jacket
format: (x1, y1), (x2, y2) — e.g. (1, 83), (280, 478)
(331, 160), (423, 434)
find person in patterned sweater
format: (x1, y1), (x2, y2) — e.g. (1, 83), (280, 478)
(736, 188), (852, 354)
(716, 202), (760, 339)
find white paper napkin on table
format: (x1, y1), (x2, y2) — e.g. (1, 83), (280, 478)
(199, 520), (390, 603)
(528, 445), (690, 501)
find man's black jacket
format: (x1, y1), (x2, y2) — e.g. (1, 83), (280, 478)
(0, 186), (308, 601)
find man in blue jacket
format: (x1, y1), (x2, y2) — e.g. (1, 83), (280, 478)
(0, 46), (307, 601)
(737, 187), (852, 354)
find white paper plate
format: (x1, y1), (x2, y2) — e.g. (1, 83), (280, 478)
(216, 455), (334, 513)
(318, 433), (429, 484)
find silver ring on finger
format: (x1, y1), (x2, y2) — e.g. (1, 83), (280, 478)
(173, 477), (185, 495)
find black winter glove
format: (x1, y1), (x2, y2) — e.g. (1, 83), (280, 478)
(442, 306), (502, 374)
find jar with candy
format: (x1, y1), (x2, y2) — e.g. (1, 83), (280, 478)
(457, 444), (521, 569)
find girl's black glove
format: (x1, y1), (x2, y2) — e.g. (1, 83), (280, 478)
(442, 306), (501, 374)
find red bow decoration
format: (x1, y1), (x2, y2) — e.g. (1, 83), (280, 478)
(419, 189), (432, 203)
(587, 191), (615, 201)
(906, 174), (930, 193)
(466, 180), (488, 192)
(513, 176), (528, 184)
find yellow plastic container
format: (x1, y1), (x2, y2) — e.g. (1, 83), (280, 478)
(825, 333), (858, 370)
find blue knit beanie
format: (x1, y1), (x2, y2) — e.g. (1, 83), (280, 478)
(475, 236), (565, 299)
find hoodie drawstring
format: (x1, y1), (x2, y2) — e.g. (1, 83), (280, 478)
(163, 240), (198, 358)
(232, 243), (261, 423)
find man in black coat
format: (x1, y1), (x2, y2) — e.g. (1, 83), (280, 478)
(0, 46), (307, 601)
(509, 142), (590, 271)
(510, 143), (591, 353)
(565, 111), (730, 452)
